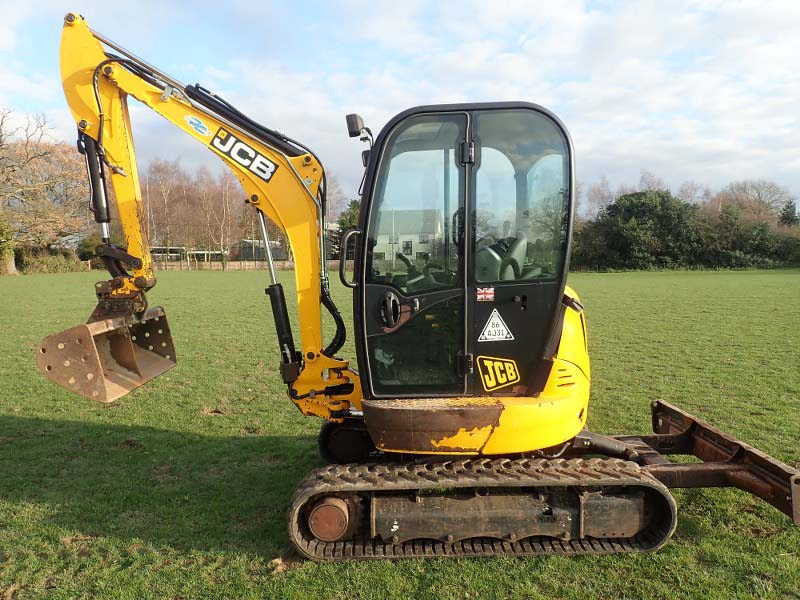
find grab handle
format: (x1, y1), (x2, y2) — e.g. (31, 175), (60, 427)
(338, 229), (361, 288)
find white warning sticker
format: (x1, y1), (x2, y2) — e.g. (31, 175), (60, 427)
(478, 309), (514, 342)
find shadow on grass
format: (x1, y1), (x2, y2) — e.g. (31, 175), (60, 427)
(0, 415), (321, 557)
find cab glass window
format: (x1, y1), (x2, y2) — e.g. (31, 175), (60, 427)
(367, 114), (465, 294)
(473, 110), (570, 282)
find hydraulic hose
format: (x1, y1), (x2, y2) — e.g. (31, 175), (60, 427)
(321, 287), (346, 357)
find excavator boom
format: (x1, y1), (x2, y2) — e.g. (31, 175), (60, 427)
(40, 13), (361, 414)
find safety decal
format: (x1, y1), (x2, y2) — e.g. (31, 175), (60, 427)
(476, 287), (494, 302)
(210, 128), (279, 182)
(476, 355), (520, 392)
(478, 308), (514, 342)
(184, 115), (211, 136)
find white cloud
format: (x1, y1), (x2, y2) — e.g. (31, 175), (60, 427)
(0, 65), (57, 108)
(0, 2), (37, 52)
(4, 0), (800, 198)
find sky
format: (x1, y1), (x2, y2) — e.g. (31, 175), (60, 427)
(2, 0), (800, 200)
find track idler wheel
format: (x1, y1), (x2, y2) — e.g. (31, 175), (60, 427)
(306, 496), (359, 542)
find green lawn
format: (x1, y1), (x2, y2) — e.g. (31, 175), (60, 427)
(1, 269), (798, 599)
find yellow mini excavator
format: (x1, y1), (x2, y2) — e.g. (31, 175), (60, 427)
(39, 13), (799, 560)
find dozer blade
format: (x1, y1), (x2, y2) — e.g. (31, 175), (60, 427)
(37, 306), (176, 403)
(618, 400), (800, 526)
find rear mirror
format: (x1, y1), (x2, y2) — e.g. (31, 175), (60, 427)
(346, 113), (365, 138)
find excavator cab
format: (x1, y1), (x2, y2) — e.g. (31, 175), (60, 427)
(338, 104), (590, 455)
(351, 104), (573, 400)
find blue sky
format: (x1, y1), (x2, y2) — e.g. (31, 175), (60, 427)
(2, 0), (799, 200)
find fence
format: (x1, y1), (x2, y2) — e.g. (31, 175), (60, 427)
(148, 259), (354, 272)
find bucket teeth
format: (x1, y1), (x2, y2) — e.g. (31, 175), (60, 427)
(37, 307), (176, 402)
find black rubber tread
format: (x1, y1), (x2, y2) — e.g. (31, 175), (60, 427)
(288, 457), (678, 561)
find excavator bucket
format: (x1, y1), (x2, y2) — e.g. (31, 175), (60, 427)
(37, 307), (176, 403)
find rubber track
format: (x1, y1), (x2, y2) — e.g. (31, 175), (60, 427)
(288, 457), (678, 561)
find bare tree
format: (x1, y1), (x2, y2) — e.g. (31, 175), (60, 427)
(0, 109), (50, 184)
(0, 209), (14, 274)
(207, 171), (243, 269)
(638, 169), (669, 193)
(143, 159), (187, 263)
(1, 109), (52, 274)
(722, 179), (794, 219)
(676, 180), (712, 204)
(235, 200), (284, 262)
(325, 175), (348, 224)
(0, 109), (18, 274)
(573, 180), (585, 220)
(0, 110), (89, 273)
(530, 189), (568, 244)
(586, 176), (614, 219)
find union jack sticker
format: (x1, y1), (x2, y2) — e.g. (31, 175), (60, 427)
(476, 287), (495, 302)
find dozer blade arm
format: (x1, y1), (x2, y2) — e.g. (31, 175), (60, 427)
(618, 400), (799, 526)
(41, 13), (361, 413)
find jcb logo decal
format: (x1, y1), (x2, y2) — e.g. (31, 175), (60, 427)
(476, 356), (520, 392)
(211, 129), (278, 182)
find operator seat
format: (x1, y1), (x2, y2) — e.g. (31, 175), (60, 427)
(475, 244), (502, 281)
(475, 233), (529, 281)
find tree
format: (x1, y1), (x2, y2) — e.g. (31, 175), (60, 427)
(694, 200), (789, 268)
(0, 109), (18, 274)
(573, 190), (701, 269)
(0, 211), (15, 274)
(325, 175), (349, 223)
(206, 171), (242, 269)
(531, 189), (568, 244)
(337, 199), (360, 231)
(76, 231), (103, 261)
(0, 110), (89, 265)
(586, 176), (613, 220)
(779, 199), (799, 226)
(573, 180), (585, 221)
(5, 143), (89, 247)
(335, 199), (360, 260)
(722, 179), (793, 219)
(676, 180), (712, 204)
(143, 159), (186, 262)
(638, 170), (669, 193)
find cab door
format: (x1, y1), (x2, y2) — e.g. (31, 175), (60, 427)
(355, 103), (573, 400)
(358, 112), (468, 398)
(468, 107), (573, 396)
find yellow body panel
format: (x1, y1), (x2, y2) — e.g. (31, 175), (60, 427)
(561, 285), (590, 378)
(368, 291), (591, 455)
(481, 359), (588, 454)
(483, 289), (590, 453)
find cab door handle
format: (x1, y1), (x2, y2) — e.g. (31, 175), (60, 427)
(379, 291), (401, 328)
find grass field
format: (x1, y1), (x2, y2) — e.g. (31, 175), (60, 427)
(1, 269), (799, 599)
